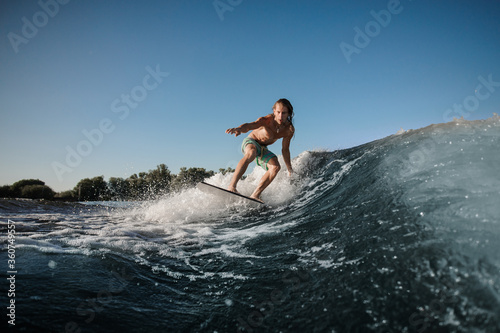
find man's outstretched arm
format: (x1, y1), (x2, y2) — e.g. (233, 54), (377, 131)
(226, 117), (266, 137)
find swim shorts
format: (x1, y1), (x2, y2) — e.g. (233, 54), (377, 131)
(241, 137), (277, 171)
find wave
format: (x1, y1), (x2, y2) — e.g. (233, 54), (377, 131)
(2, 115), (499, 332)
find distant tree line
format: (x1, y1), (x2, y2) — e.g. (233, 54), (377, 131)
(0, 164), (235, 201)
(0, 179), (56, 200)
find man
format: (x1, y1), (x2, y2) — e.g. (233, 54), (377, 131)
(225, 98), (295, 202)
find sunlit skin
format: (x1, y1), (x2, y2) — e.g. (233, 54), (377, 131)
(225, 102), (294, 202)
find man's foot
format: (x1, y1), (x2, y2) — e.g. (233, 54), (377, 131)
(250, 195), (264, 203)
(227, 186), (240, 194)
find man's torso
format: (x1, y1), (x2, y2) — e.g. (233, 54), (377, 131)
(248, 115), (293, 146)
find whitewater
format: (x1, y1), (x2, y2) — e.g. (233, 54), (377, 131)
(1, 115), (499, 332)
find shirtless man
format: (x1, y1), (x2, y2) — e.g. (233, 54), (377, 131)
(225, 98), (295, 202)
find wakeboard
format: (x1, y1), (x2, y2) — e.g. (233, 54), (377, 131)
(197, 182), (264, 205)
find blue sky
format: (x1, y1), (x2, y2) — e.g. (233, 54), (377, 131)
(1, 0), (499, 192)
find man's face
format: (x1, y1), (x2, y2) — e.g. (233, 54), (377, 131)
(273, 103), (289, 125)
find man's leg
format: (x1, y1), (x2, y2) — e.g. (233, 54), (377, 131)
(228, 144), (257, 193)
(250, 157), (281, 200)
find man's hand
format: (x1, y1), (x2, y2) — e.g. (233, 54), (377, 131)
(288, 169), (299, 185)
(226, 127), (242, 137)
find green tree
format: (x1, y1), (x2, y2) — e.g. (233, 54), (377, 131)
(10, 179), (45, 197)
(54, 190), (76, 201)
(74, 176), (107, 201)
(171, 167), (215, 191)
(0, 185), (13, 198)
(145, 164), (172, 196)
(127, 173), (148, 200)
(219, 167), (235, 175)
(21, 185), (56, 200)
(107, 177), (131, 200)
(66, 163), (222, 201)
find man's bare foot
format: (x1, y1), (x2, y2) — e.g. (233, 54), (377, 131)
(250, 195), (264, 203)
(227, 186), (240, 194)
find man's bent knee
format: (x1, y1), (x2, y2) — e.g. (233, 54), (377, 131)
(267, 160), (281, 174)
(243, 146), (257, 161)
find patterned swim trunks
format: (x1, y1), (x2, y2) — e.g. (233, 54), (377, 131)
(241, 137), (277, 171)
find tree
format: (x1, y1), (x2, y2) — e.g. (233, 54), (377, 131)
(127, 173), (148, 200)
(171, 167), (215, 191)
(10, 179), (45, 197)
(74, 176), (107, 201)
(57, 163), (222, 201)
(21, 185), (55, 200)
(219, 167), (235, 175)
(107, 177), (131, 200)
(145, 164), (172, 196)
(54, 190), (76, 201)
(0, 185), (13, 198)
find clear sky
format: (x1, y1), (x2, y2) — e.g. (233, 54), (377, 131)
(1, 0), (499, 192)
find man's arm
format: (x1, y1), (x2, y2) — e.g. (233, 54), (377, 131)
(282, 133), (294, 176)
(226, 116), (267, 137)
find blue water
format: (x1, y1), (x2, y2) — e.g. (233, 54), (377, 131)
(1, 115), (499, 332)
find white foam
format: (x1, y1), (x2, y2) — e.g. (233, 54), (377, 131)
(133, 152), (317, 225)
(395, 128), (407, 135)
(10, 151), (323, 281)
